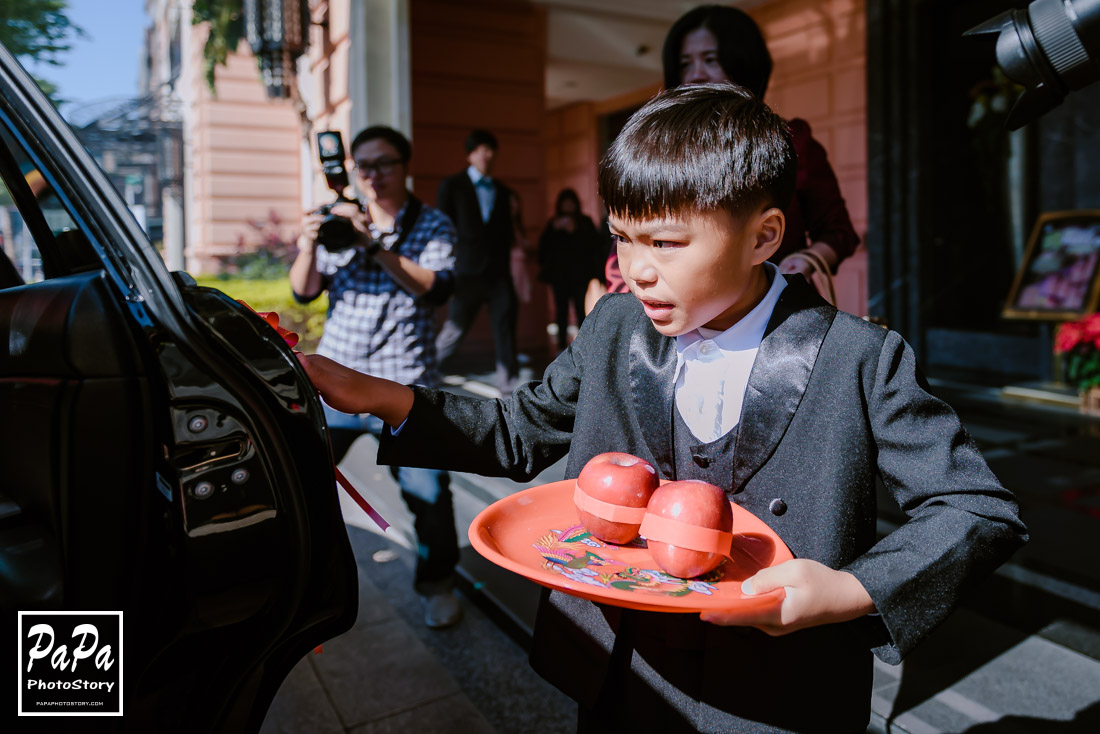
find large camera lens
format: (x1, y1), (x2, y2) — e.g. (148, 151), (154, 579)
(967, 0), (1100, 129)
(317, 213), (358, 252)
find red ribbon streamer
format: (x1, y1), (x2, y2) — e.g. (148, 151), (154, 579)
(335, 466), (390, 532)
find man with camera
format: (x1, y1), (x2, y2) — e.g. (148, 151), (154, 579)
(290, 126), (463, 629)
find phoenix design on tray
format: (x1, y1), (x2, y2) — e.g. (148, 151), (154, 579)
(533, 524), (722, 597)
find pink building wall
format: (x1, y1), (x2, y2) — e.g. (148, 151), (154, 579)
(409, 0), (550, 358)
(186, 26), (304, 274)
(754, 0), (868, 316)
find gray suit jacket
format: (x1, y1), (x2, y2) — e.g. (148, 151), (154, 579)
(379, 276), (1027, 732)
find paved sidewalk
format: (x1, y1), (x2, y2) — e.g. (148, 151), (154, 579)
(259, 566), (495, 734)
(260, 426), (575, 734)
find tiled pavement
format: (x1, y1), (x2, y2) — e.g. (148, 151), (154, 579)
(260, 420), (576, 734)
(261, 371), (1100, 734)
(259, 558), (498, 734)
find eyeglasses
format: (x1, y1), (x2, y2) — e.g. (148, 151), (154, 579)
(353, 157), (404, 177)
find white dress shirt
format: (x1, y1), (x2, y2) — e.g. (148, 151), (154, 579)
(674, 263), (787, 443)
(467, 165), (496, 222)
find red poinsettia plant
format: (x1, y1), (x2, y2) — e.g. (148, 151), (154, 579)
(1054, 313), (1100, 393)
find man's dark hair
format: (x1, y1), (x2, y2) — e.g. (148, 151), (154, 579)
(662, 5), (772, 98)
(465, 129), (499, 154)
(598, 83), (795, 222)
(351, 126), (412, 161)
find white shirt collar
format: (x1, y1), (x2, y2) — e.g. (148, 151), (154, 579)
(467, 165), (491, 186)
(675, 262), (787, 363)
(671, 263), (787, 442)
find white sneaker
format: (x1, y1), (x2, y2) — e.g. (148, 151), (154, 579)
(422, 590), (463, 629)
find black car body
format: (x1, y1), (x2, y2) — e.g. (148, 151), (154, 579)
(0, 43), (357, 732)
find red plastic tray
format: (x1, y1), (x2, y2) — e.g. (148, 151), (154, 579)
(468, 479), (793, 613)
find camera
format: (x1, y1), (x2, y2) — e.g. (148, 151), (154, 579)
(967, 0), (1100, 130)
(314, 131), (362, 252)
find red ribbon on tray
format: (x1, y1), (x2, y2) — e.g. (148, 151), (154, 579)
(236, 300), (391, 534)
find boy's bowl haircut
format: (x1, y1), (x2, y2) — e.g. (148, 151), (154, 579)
(598, 83), (796, 222)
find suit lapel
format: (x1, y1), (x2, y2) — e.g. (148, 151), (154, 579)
(628, 307), (677, 479)
(732, 275), (836, 490)
(489, 180), (504, 218)
(459, 175), (486, 233)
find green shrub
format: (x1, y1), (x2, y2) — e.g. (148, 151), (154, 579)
(193, 275), (328, 352)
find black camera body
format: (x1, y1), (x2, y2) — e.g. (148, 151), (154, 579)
(314, 131), (362, 252)
(315, 199), (361, 252)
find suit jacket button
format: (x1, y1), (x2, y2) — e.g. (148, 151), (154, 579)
(693, 454), (710, 468)
(769, 499), (787, 516)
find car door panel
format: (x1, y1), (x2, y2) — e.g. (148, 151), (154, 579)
(0, 40), (357, 734)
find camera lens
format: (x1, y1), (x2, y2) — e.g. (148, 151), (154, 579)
(317, 214), (358, 252)
(967, 0), (1100, 129)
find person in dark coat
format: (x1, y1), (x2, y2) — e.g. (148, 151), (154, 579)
(298, 84), (1026, 733)
(434, 129), (519, 395)
(538, 188), (603, 351)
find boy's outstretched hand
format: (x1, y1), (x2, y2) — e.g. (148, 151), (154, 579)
(296, 353), (415, 427)
(699, 558), (876, 635)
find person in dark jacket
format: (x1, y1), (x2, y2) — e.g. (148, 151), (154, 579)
(538, 188), (603, 351)
(298, 84), (1026, 733)
(434, 129), (519, 395)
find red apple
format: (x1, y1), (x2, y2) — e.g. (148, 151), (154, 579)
(642, 480), (733, 578)
(575, 452), (660, 544)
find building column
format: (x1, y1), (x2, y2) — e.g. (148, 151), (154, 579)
(349, 0), (412, 137)
(162, 183), (186, 271)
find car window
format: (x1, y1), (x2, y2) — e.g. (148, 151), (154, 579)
(0, 159), (41, 285)
(0, 119), (93, 285)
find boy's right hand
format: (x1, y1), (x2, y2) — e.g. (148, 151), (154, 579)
(296, 353), (373, 414)
(295, 353), (416, 428)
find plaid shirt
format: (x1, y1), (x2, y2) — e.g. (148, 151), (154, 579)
(315, 199), (455, 387)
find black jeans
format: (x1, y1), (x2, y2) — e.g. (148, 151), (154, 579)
(551, 281), (587, 350)
(435, 274), (519, 390)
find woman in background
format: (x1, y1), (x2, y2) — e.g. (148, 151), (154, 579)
(594, 4), (859, 306)
(538, 188), (602, 351)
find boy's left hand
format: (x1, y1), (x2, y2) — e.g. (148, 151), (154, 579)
(699, 559), (876, 635)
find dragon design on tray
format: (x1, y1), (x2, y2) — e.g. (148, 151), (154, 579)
(533, 523), (722, 597)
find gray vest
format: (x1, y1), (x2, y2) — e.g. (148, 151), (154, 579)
(671, 402), (738, 497)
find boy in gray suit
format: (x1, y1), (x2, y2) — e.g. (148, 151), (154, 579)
(299, 84), (1027, 733)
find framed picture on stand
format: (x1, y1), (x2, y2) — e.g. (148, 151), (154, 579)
(1003, 210), (1100, 320)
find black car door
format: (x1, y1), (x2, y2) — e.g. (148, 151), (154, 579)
(0, 44), (357, 733)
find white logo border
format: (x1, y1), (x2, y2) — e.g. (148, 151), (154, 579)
(17, 610), (124, 717)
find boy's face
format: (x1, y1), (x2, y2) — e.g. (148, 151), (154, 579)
(609, 207), (783, 336)
(467, 143), (496, 176)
